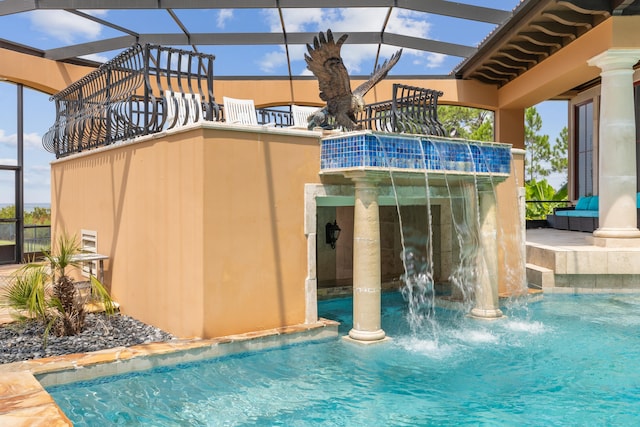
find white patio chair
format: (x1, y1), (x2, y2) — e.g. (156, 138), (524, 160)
(165, 90), (204, 128)
(223, 96), (260, 125)
(375, 116), (394, 132)
(291, 105), (319, 128)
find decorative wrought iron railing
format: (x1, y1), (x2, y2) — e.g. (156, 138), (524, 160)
(356, 99), (395, 132)
(392, 84), (446, 136)
(256, 107), (294, 127)
(43, 44), (218, 158)
(43, 45), (446, 157)
(356, 84), (446, 136)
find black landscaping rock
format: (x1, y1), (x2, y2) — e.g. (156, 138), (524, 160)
(0, 313), (175, 365)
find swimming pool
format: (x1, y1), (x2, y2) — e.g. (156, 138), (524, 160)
(48, 292), (640, 426)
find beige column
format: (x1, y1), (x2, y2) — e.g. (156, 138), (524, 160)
(471, 185), (503, 319)
(588, 49), (640, 241)
(348, 175), (386, 342)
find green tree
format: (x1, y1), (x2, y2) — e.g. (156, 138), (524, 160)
(0, 205), (15, 219)
(27, 207), (51, 225)
(469, 119), (493, 142)
(438, 106), (493, 141)
(524, 106), (551, 183)
(439, 104), (569, 194)
(551, 126), (568, 184)
(0, 205), (51, 224)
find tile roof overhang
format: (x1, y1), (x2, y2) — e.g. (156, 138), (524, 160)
(454, 0), (640, 91)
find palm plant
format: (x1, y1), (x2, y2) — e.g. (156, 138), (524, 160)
(2, 267), (50, 322)
(2, 232), (115, 339)
(525, 178), (568, 220)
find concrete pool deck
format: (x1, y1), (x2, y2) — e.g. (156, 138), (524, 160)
(526, 228), (640, 291)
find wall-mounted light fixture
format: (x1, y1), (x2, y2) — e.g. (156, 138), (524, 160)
(325, 220), (341, 249)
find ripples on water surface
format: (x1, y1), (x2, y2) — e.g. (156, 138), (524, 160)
(48, 293), (640, 426)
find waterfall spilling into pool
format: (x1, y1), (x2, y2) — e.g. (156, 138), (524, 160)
(319, 131), (525, 340)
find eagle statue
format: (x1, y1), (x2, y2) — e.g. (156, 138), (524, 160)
(304, 29), (402, 131)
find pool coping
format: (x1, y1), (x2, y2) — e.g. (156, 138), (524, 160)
(0, 318), (339, 426)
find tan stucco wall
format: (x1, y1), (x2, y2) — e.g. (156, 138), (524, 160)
(317, 206), (339, 284)
(51, 125), (323, 338)
(201, 126), (322, 337)
(495, 108), (525, 150)
(51, 128), (209, 337)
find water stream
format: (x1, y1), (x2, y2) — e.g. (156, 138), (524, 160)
(377, 135), (510, 335)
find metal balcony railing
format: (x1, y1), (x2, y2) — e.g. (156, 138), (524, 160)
(43, 44), (446, 158)
(356, 84), (446, 136)
(43, 44), (218, 158)
(256, 107), (294, 127)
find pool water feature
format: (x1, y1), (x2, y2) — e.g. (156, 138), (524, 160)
(48, 292), (640, 426)
(319, 131), (515, 338)
(319, 133), (511, 174)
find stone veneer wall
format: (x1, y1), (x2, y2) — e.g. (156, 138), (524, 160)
(317, 204), (444, 289)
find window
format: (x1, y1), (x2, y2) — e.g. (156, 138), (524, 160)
(575, 101), (594, 197)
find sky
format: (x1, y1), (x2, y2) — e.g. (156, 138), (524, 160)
(0, 1), (569, 204)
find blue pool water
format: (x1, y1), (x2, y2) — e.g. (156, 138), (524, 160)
(48, 293), (640, 426)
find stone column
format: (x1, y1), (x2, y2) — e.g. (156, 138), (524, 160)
(588, 49), (640, 242)
(348, 175), (386, 342)
(471, 184), (503, 319)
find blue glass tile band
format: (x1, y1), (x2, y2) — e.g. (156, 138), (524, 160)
(320, 133), (511, 175)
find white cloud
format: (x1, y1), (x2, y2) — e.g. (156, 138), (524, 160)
(259, 8), (443, 75)
(79, 53), (110, 63)
(260, 8), (386, 75)
(0, 158), (17, 166)
(267, 9), (325, 32)
(0, 129), (44, 151)
(23, 132), (43, 150)
(387, 9), (431, 37)
(29, 10), (103, 44)
(162, 51), (199, 73)
(0, 129), (16, 147)
(387, 9), (445, 70)
(217, 10), (234, 29)
(423, 53), (447, 69)
(258, 49), (288, 73)
(318, 8), (386, 32)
